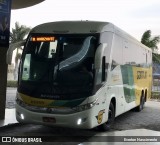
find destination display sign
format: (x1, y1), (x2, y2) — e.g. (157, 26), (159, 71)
(31, 37), (55, 42)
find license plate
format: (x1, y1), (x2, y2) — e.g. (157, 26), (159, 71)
(43, 117), (56, 123)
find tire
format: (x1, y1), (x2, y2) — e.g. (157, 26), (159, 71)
(98, 102), (115, 131)
(136, 94), (145, 112)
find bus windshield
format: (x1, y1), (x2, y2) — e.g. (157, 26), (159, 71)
(19, 34), (98, 100)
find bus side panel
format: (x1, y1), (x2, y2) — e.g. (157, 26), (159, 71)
(120, 65), (152, 111)
(109, 33), (152, 117)
(107, 33), (126, 117)
(122, 38), (152, 111)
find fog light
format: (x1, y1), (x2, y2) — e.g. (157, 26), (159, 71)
(77, 118), (82, 125)
(20, 114), (24, 120)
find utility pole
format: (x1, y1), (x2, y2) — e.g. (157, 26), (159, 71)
(0, 48), (8, 119)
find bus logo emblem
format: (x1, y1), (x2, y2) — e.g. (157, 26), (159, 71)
(96, 110), (105, 124)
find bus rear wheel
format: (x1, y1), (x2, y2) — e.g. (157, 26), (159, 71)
(136, 94), (145, 112)
(98, 102), (115, 131)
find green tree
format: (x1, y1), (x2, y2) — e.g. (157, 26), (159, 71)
(141, 30), (160, 63)
(10, 22), (31, 80)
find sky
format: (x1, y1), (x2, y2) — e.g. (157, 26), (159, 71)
(11, 0), (160, 42)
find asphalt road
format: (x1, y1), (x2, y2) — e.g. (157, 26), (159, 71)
(113, 101), (160, 131)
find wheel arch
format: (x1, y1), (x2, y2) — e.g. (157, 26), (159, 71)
(141, 89), (144, 101)
(110, 97), (116, 115)
(145, 89), (147, 102)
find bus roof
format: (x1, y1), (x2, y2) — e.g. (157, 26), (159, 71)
(31, 21), (113, 34)
(30, 21), (152, 52)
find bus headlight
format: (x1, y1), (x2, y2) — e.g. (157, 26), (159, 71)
(77, 118), (87, 125)
(77, 118), (82, 125)
(20, 114), (25, 120)
(72, 98), (98, 112)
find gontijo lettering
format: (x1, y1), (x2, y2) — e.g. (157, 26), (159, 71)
(30, 100), (44, 105)
(137, 71), (147, 79)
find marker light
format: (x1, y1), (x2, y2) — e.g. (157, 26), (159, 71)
(77, 118), (82, 125)
(20, 114), (24, 120)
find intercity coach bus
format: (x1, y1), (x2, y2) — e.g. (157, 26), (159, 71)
(7, 21), (152, 131)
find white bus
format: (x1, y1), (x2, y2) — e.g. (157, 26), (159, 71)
(9, 21), (152, 131)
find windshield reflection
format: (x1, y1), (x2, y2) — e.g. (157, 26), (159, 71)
(19, 35), (98, 100)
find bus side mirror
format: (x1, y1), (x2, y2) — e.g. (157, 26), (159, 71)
(7, 40), (25, 64)
(102, 56), (106, 82)
(95, 43), (107, 69)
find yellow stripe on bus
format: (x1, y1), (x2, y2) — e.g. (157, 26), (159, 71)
(18, 93), (55, 107)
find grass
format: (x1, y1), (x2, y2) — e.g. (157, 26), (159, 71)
(151, 91), (160, 100)
(7, 81), (17, 88)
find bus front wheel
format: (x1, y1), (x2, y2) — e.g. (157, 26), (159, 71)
(98, 102), (115, 131)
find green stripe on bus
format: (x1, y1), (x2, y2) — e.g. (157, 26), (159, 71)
(121, 65), (135, 103)
(48, 98), (85, 107)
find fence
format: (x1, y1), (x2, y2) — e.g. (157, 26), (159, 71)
(152, 63), (160, 100)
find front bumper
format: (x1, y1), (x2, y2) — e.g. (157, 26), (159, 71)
(16, 103), (96, 129)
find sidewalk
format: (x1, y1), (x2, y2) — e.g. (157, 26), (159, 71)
(0, 88), (17, 127)
(6, 87), (16, 109)
(0, 109), (17, 128)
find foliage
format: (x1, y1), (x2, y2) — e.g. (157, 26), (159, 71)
(10, 22), (31, 44)
(10, 22), (31, 80)
(141, 30), (160, 51)
(152, 53), (160, 63)
(7, 81), (17, 87)
(151, 92), (160, 100)
(141, 30), (160, 63)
